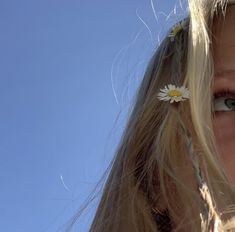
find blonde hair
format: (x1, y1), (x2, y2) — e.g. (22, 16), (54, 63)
(68, 0), (235, 231)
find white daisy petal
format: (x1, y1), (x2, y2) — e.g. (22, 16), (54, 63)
(168, 84), (175, 90)
(158, 93), (167, 97)
(160, 88), (168, 93)
(157, 84), (189, 103)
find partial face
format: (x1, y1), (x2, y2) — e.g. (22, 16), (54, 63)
(213, 5), (235, 185)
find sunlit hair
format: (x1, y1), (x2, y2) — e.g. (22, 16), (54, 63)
(67, 0), (235, 231)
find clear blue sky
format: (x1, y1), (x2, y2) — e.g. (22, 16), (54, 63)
(0, 0), (187, 231)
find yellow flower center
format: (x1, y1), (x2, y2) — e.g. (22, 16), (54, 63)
(168, 89), (182, 97)
(172, 24), (182, 34)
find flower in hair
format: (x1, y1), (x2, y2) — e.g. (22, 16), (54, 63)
(157, 84), (189, 103)
(168, 19), (188, 41)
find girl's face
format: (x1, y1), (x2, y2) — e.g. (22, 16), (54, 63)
(213, 5), (235, 185)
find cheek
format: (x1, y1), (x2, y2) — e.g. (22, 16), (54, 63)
(213, 113), (235, 150)
(213, 113), (235, 182)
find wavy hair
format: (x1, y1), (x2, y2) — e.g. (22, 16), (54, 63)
(67, 0), (235, 231)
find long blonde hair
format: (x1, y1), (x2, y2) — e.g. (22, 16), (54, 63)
(69, 0), (235, 231)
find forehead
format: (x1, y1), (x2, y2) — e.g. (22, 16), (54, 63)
(213, 5), (235, 75)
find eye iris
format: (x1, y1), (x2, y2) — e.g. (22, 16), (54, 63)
(225, 98), (235, 110)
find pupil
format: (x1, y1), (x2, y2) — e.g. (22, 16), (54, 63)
(225, 98), (235, 110)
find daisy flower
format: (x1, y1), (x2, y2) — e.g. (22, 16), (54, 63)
(168, 19), (188, 41)
(157, 84), (189, 103)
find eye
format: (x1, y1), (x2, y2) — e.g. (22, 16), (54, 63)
(214, 97), (235, 111)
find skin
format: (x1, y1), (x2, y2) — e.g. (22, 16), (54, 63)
(213, 5), (235, 185)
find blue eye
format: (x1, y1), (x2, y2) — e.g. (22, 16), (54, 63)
(213, 97), (235, 112)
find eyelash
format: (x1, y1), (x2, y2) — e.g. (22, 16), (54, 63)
(213, 88), (235, 99)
